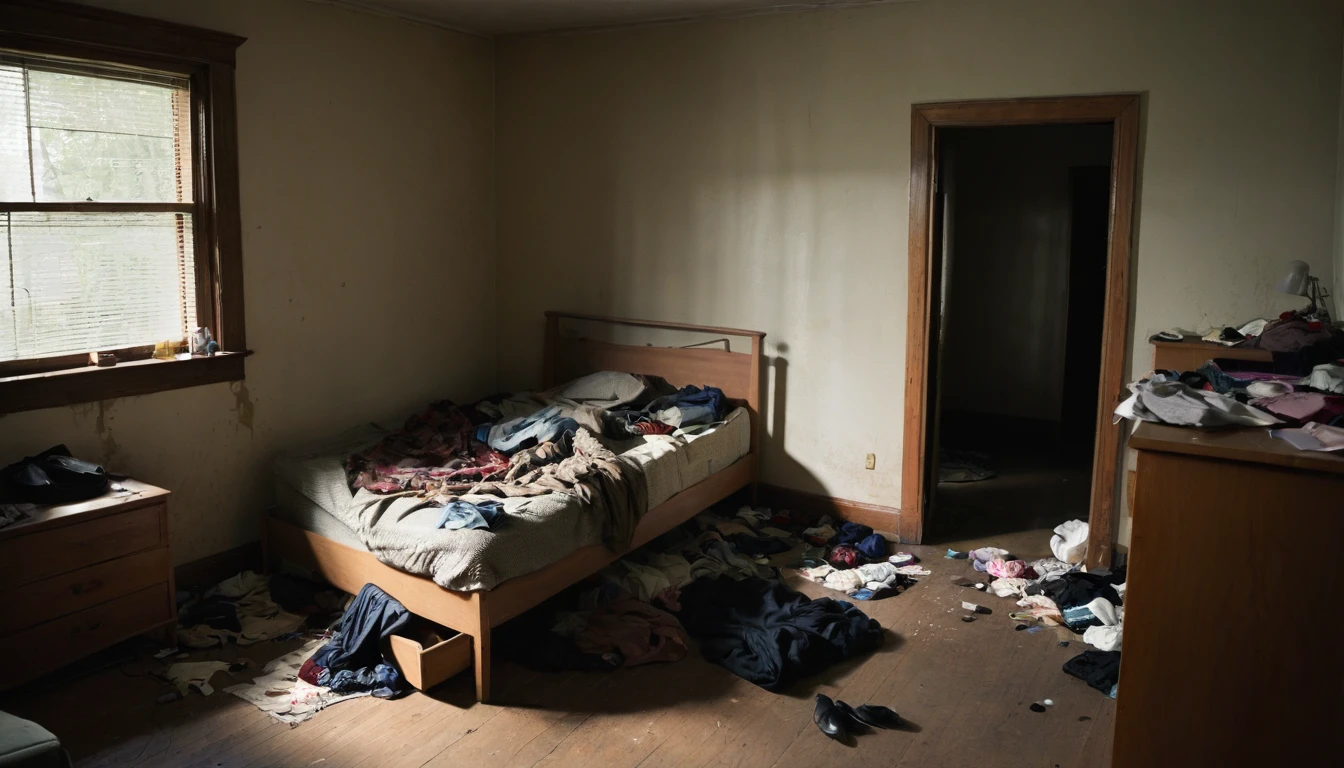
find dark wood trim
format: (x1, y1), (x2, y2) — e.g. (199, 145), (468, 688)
(206, 61), (246, 352)
(0, 352), (246, 414)
(1084, 96), (1140, 570)
(758, 484), (902, 540)
(900, 107), (935, 545)
(900, 94), (1142, 568)
(175, 540), (262, 591)
(0, 202), (195, 213)
(546, 310), (767, 339)
(0, 344), (156, 377)
(0, 0), (246, 66)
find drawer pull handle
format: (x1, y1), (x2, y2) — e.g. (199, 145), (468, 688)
(71, 579), (103, 595)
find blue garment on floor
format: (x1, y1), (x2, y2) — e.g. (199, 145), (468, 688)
(487, 405), (580, 455)
(855, 533), (887, 561)
(828, 522), (874, 548)
(435, 499), (504, 531)
(311, 583), (412, 699)
(319, 663), (404, 699)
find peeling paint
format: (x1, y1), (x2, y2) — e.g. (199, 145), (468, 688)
(231, 381), (255, 433)
(94, 399), (122, 468)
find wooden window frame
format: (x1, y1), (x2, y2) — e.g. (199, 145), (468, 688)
(0, 0), (247, 414)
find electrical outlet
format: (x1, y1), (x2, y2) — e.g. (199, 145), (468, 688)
(865, 453), (876, 470)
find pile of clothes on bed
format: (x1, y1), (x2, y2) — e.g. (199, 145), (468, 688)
(495, 504), (886, 692)
(346, 372), (730, 540)
(1124, 313), (1344, 439)
(310, 371), (748, 591)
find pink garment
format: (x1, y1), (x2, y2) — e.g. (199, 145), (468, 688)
(986, 559), (1026, 579)
(574, 598), (687, 666)
(1252, 392), (1344, 425)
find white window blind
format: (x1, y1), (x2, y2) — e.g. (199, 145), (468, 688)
(0, 54), (196, 363)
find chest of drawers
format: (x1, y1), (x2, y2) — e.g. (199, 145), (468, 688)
(0, 480), (175, 689)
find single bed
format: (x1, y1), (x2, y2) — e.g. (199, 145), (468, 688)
(263, 312), (764, 701)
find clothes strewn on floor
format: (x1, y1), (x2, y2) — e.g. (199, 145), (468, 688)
(677, 576), (884, 691)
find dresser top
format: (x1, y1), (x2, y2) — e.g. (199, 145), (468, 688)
(1130, 422), (1344, 475)
(0, 479), (169, 539)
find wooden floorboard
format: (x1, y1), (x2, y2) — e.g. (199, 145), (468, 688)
(2, 543), (1114, 768)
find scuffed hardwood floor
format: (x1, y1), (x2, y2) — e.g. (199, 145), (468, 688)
(3, 543), (1114, 767)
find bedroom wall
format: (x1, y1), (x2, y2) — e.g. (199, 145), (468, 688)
(0, 0), (496, 564)
(1336, 35), (1344, 321)
(938, 125), (1113, 424)
(495, 0), (1344, 520)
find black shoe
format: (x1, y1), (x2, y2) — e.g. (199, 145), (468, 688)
(852, 704), (903, 730)
(813, 694), (848, 739)
(832, 700), (869, 732)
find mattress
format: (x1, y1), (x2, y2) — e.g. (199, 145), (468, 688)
(271, 406), (751, 591)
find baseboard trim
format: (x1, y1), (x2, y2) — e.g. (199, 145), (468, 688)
(175, 541), (262, 590)
(758, 484), (904, 541)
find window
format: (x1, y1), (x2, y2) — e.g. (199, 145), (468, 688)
(1, 57), (198, 366)
(0, 0), (246, 414)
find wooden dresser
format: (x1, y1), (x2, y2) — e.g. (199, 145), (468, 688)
(0, 480), (175, 689)
(1115, 424), (1344, 767)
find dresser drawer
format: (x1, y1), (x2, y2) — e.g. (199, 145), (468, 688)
(2, 547), (172, 635)
(0, 504), (164, 587)
(1, 583), (172, 690)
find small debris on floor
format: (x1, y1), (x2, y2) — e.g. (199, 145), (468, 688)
(1015, 624), (1027, 632)
(961, 615), (977, 623)
(945, 549), (969, 559)
(961, 601), (991, 615)
(1079, 715), (1092, 722)
(1030, 702), (1047, 713)
(1059, 641), (1070, 647)
(1027, 627), (1043, 634)
(1043, 699), (1054, 706)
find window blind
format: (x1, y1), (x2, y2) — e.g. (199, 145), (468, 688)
(0, 55), (196, 363)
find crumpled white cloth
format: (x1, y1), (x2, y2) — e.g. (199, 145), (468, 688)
(1028, 557), (1074, 582)
(1051, 520), (1089, 565)
(226, 638), (368, 725)
(989, 578), (1030, 598)
(800, 561), (900, 595)
(1300, 363), (1344, 394)
(1084, 624), (1123, 651)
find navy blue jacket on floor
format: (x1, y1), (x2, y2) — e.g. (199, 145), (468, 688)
(677, 576), (884, 691)
(312, 583), (412, 698)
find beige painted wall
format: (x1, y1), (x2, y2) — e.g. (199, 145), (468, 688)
(0, 0), (495, 564)
(1336, 31), (1344, 320)
(496, 0), (1344, 513)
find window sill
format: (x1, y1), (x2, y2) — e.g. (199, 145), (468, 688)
(0, 351), (249, 415)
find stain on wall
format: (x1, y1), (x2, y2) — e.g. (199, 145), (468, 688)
(0, 0), (497, 564)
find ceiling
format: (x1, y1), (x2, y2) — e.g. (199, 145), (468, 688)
(325, 0), (897, 36)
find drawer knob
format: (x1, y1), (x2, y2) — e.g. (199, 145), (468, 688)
(71, 579), (103, 595)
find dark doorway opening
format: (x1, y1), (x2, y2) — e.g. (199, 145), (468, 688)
(923, 124), (1114, 548)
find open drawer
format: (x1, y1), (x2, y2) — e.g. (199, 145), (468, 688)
(388, 627), (473, 690)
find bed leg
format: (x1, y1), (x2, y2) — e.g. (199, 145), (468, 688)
(473, 624), (491, 702)
(472, 594), (491, 703)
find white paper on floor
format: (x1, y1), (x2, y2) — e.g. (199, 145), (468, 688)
(226, 638), (368, 725)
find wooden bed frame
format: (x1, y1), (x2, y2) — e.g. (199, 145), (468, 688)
(264, 312), (765, 702)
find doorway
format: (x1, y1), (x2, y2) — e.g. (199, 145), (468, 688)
(899, 96), (1140, 569)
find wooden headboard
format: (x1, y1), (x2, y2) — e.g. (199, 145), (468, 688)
(541, 311), (766, 457)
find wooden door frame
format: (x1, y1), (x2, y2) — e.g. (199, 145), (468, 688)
(899, 94), (1140, 570)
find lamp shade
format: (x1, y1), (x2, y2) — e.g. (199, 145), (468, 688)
(1276, 260), (1311, 297)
